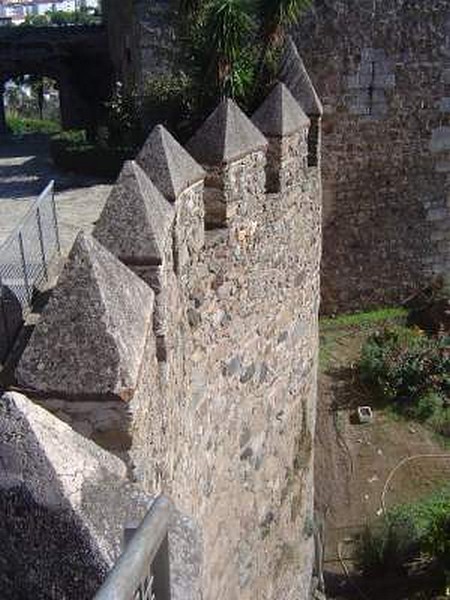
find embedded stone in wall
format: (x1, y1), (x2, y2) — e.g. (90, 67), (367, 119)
(136, 125), (206, 283)
(186, 98), (267, 228)
(16, 231), (154, 400)
(345, 47), (395, 118)
(430, 127), (450, 153)
(0, 391), (152, 600)
(252, 82), (310, 192)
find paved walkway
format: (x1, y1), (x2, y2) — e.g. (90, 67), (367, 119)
(0, 135), (112, 255)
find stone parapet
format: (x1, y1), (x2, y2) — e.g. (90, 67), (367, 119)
(12, 71), (322, 600)
(137, 125), (206, 289)
(186, 98), (268, 229)
(252, 82), (310, 192)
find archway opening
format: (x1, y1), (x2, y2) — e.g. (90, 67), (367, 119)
(2, 74), (61, 135)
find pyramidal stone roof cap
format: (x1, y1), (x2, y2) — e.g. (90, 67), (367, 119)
(93, 160), (175, 265)
(252, 82), (310, 137)
(16, 232), (154, 400)
(186, 98), (268, 166)
(279, 37), (323, 117)
(136, 124), (206, 201)
(0, 391), (154, 579)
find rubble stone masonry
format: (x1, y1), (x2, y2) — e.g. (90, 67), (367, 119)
(12, 88), (321, 598)
(295, 0), (450, 312)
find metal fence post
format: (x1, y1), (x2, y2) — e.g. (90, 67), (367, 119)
(152, 533), (171, 600)
(18, 231), (32, 305)
(50, 182), (61, 255)
(0, 274), (11, 357)
(36, 206), (48, 282)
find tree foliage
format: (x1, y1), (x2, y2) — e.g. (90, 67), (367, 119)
(177, 0), (312, 103)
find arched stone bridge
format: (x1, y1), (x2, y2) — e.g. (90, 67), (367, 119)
(0, 25), (113, 132)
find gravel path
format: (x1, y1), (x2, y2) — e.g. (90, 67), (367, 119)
(0, 135), (112, 254)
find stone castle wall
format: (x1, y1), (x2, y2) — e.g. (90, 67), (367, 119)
(7, 82), (322, 599)
(103, 0), (176, 89)
(294, 0), (450, 313)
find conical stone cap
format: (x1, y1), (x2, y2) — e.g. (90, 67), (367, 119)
(252, 82), (310, 137)
(186, 98), (267, 166)
(136, 125), (205, 202)
(94, 160), (175, 265)
(279, 37), (323, 117)
(0, 391), (154, 598)
(16, 232), (154, 399)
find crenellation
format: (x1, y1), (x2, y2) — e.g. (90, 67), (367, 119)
(136, 125), (206, 288)
(7, 73), (322, 600)
(186, 98), (268, 230)
(252, 82), (310, 193)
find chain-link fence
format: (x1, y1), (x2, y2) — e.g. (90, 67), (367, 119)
(0, 180), (60, 363)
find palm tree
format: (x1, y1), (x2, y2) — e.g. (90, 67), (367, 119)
(204, 0), (252, 98)
(178, 0), (204, 19)
(254, 0), (311, 90)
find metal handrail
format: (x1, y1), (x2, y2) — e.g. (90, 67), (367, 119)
(0, 180), (60, 363)
(0, 180), (56, 251)
(94, 495), (173, 600)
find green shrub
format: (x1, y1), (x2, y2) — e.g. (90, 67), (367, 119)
(409, 391), (446, 421)
(141, 73), (195, 137)
(356, 487), (450, 578)
(354, 514), (419, 576)
(6, 116), (61, 135)
(359, 326), (450, 428)
(391, 486), (450, 567)
(427, 405), (450, 437)
(50, 131), (132, 179)
(51, 129), (87, 145)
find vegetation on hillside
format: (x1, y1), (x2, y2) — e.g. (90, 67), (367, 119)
(359, 325), (450, 437)
(355, 486), (450, 592)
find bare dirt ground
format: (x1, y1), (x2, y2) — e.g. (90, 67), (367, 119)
(315, 312), (450, 599)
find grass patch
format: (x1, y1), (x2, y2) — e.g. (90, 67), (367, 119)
(321, 307), (408, 331)
(319, 307), (408, 371)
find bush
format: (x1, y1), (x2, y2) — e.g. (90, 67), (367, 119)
(50, 130), (132, 179)
(391, 486), (450, 568)
(141, 73), (196, 138)
(356, 487), (450, 578)
(354, 515), (419, 576)
(359, 326), (450, 430)
(6, 116), (61, 135)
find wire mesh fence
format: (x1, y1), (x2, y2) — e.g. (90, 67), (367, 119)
(0, 180), (60, 363)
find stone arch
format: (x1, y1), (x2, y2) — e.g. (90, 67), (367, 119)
(0, 26), (113, 134)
